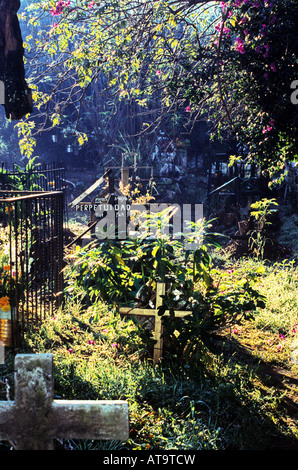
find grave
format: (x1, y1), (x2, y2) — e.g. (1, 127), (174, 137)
(0, 354), (129, 450)
(67, 160), (154, 247)
(119, 282), (190, 363)
(104, 155), (153, 192)
(68, 169), (130, 247)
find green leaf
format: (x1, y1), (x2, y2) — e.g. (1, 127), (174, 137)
(152, 245), (159, 258)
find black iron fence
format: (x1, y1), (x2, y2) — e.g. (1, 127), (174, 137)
(0, 190), (64, 346)
(0, 161), (66, 192)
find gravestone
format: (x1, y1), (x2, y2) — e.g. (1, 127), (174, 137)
(120, 283), (190, 363)
(68, 170), (129, 245)
(0, 354), (129, 450)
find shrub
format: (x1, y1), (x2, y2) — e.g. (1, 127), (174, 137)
(64, 210), (266, 358)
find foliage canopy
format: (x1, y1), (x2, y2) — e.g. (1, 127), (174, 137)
(18, 0), (298, 177)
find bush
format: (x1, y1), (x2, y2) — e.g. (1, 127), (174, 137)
(6, 257), (296, 451)
(64, 211), (266, 358)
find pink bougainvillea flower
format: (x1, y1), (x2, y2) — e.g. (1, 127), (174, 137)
(214, 22), (229, 35)
(112, 342), (119, 349)
(50, 0), (70, 16)
(270, 62), (277, 72)
(88, 1), (95, 7)
(156, 70), (162, 76)
(270, 15), (276, 24)
(235, 37), (245, 54)
(185, 106), (191, 112)
(263, 44), (270, 58)
(88, 340), (95, 345)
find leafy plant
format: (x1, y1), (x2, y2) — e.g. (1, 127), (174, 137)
(159, 266), (266, 359)
(65, 208), (266, 358)
(2, 157), (45, 192)
(248, 198), (279, 259)
(16, 260), (297, 451)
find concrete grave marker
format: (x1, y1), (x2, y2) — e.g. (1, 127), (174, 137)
(0, 354), (129, 450)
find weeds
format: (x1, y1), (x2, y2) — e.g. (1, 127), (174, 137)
(1, 235), (297, 450)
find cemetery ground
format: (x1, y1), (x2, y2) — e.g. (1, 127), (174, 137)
(0, 231), (297, 451)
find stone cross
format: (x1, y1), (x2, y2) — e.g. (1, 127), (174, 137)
(0, 354), (129, 450)
(120, 283), (189, 363)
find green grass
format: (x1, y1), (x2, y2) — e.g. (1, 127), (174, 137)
(1, 255), (298, 451)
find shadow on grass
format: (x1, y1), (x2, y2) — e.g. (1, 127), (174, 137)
(1, 330), (297, 451)
(204, 333), (298, 450)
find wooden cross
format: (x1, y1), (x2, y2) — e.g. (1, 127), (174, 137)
(119, 283), (189, 363)
(0, 354), (129, 450)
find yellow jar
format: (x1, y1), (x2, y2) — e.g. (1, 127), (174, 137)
(0, 307), (13, 346)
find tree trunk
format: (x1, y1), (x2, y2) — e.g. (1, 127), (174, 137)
(0, 0), (32, 119)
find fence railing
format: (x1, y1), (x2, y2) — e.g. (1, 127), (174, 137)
(0, 190), (64, 345)
(0, 161), (66, 192)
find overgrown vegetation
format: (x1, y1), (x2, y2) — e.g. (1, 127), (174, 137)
(0, 0), (297, 452)
(1, 227), (297, 450)
(64, 210), (266, 357)
(17, 0), (298, 178)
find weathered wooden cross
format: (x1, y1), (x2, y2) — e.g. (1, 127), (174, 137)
(0, 354), (129, 450)
(119, 283), (190, 363)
